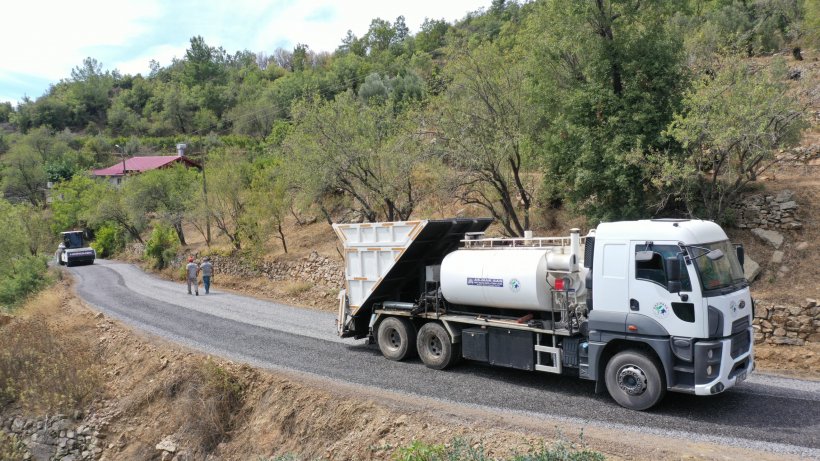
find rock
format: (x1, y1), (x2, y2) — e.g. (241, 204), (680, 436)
(779, 265), (790, 274)
(779, 200), (798, 211)
(743, 257), (761, 282)
(773, 327), (786, 336)
(788, 306), (803, 316)
(795, 241), (809, 251)
(751, 228), (784, 249)
(94, 312), (104, 319)
(770, 251), (784, 264)
(803, 298), (817, 309)
(156, 437), (177, 453)
(774, 190), (794, 202)
(772, 337), (804, 346)
(12, 417), (25, 432)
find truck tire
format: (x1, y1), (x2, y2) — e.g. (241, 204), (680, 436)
(417, 322), (460, 370)
(605, 350), (666, 411)
(377, 317), (416, 361)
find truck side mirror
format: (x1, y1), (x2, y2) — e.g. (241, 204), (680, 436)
(735, 244), (745, 269)
(666, 257), (682, 293)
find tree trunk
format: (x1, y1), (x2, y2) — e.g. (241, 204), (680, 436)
(173, 221), (187, 246)
(276, 220), (288, 254)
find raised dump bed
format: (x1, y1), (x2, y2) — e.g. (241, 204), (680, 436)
(333, 218), (492, 338)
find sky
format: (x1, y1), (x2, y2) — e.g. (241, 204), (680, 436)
(0, 0), (491, 105)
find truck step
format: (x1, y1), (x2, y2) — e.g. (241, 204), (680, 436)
(673, 365), (694, 373)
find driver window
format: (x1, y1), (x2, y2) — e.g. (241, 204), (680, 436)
(634, 245), (692, 291)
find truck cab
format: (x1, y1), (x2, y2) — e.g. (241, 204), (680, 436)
(586, 220), (754, 408)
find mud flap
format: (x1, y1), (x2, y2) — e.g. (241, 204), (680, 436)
(595, 379), (606, 394)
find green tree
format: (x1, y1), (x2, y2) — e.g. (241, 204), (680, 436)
(205, 150), (252, 249)
(285, 91), (428, 222)
(51, 175), (107, 232)
(667, 57), (807, 221)
(1, 144), (46, 206)
(247, 155), (290, 254)
(527, 0), (687, 223)
(88, 184), (146, 243)
(436, 43), (536, 237)
(123, 165), (199, 245)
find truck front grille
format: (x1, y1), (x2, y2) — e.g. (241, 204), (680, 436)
(731, 317), (750, 335)
(730, 330), (751, 359)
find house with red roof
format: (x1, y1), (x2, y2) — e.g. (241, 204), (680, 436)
(92, 155), (201, 186)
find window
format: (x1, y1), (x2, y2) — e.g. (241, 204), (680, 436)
(634, 245), (692, 291)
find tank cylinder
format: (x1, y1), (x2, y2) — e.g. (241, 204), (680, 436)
(440, 249), (553, 311)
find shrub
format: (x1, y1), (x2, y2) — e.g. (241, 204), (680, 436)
(180, 360), (246, 452)
(145, 224), (179, 269)
(0, 255), (49, 310)
(91, 223), (125, 258)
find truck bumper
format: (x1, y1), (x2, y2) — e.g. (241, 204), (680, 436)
(693, 328), (754, 396)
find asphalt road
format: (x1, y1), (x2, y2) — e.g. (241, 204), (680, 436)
(70, 260), (820, 457)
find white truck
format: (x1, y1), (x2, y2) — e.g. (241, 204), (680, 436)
(333, 218), (754, 410)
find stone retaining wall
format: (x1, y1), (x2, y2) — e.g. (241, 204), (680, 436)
(753, 298), (819, 345)
(176, 251), (344, 287)
(731, 189), (802, 230)
(1, 414), (103, 461)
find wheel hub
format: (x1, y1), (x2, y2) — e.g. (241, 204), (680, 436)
(617, 365), (648, 395)
(428, 337), (442, 357)
(387, 329), (401, 348)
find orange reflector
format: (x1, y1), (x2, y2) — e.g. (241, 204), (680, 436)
(628, 325), (638, 332)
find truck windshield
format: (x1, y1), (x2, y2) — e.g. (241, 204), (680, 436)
(63, 233), (84, 249)
(691, 240), (745, 293)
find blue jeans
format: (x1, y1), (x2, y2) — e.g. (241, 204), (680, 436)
(203, 275), (211, 294)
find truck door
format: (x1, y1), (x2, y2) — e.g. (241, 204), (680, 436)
(628, 242), (703, 338)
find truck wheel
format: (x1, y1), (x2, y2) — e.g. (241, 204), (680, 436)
(605, 350), (666, 411)
(377, 317), (416, 361)
(417, 322), (460, 370)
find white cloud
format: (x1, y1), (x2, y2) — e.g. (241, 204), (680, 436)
(1, 0), (162, 81)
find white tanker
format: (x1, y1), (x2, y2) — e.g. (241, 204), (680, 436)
(334, 218), (754, 410)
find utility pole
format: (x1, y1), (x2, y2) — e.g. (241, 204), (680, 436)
(114, 144), (127, 184)
(202, 146), (211, 246)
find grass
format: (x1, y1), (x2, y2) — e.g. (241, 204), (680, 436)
(282, 280), (312, 296)
(259, 437), (605, 461)
(0, 290), (102, 413)
(0, 432), (26, 460)
(392, 437), (605, 461)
